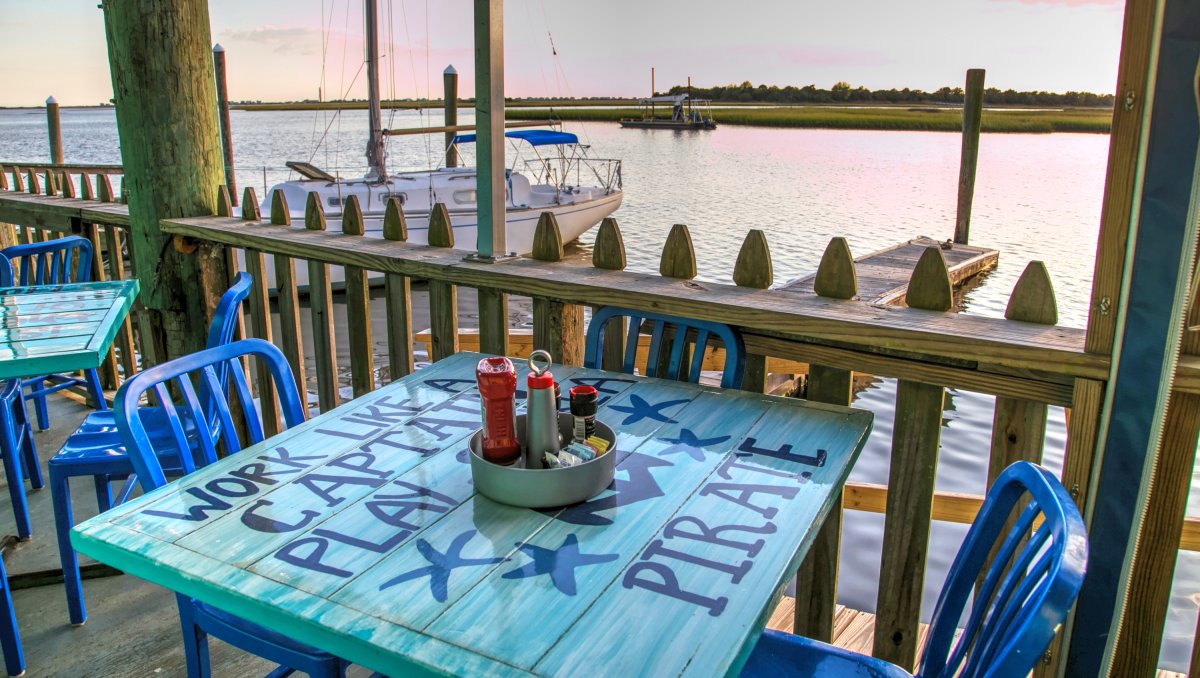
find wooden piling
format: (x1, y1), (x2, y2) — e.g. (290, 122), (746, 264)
(592, 217), (627, 371)
(383, 198), (414, 380)
(101, 0), (228, 363)
(269, 189), (307, 401)
(954, 69), (985, 245)
(874, 247), (952, 670)
(342, 195), (375, 397)
(793, 236), (857, 643)
(532, 212), (584, 365)
(427, 203), (459, 361)
(46, 97), (64, 165)
(444, 65), (459, 168)
(305, 192), (340, 411)
(212, 44), (238, 205)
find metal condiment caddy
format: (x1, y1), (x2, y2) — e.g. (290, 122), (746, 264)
(469, 351), (618, 508)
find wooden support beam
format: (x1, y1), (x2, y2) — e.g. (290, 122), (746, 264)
(953, 69), (984, 245)
(473, 0), (506, 257)
(383, 198), (414, 380)
(342, 195), (375, 397)
(532, 212), (583, 365)
(874, 247), (952, 670)
(427, 203), (459, 361)
(305, 192), (340, 411)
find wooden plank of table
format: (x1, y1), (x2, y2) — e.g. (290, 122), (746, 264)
(535, 393), (871, 677)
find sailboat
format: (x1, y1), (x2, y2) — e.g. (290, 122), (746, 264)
(255, 0), (623, 273)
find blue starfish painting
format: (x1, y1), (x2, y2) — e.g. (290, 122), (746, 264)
(658, 428), (732, 462)
(379, 530), (506, 602)
(501, 534), (619, 595)
(609, 394), (690, 426)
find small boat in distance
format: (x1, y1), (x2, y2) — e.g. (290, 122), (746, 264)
(620, 94), (717, 130)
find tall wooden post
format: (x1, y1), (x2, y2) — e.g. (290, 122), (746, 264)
(953, 68), (984, 245)
(46, 97), (63, 165)
(474, 0), (506, 258)
(101, 0), (227, 364)
(444, 65), (459, 168)
(213, 44), (238, 206)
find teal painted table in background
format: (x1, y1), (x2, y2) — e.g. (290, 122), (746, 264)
(72, 352), (872, 677)
(0, 280), (139, 379)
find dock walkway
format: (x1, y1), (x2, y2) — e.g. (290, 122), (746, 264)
(780, 236), (999, 305)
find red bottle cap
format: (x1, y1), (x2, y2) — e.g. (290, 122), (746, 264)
(528, 370), (554, 390)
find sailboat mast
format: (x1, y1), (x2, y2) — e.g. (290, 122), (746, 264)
(364, 0), (387, 180)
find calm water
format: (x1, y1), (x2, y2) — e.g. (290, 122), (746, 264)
(2, 107), (1195, 669)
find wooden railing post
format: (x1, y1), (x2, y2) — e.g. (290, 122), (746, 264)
(44, 170), (57, 197)
(734, 229), (773, 393)
(58, 172), (75, 199)
(342, 195), (375, 397)
(269, 189), (307, 401)
(592, 217), (627, 371)
(10, 168), (23, 193)
(26, 170), (40, 196)
(239, 187), (281, 436)
(658, 224), (699, 376)
(531, 211), (584, 365)
(305, 192), (340, 411)
(427, 203), (459, 361)
(76, 173), (120, 390)
(794, 236), (857, 642)
(383, 198), (414, 380)
(874, 246), (953, 670)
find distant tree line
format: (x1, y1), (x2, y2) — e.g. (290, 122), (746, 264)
(661, 81), (1115, 107)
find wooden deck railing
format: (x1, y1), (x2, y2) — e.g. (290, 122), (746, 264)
(2, 170), (1197, 674)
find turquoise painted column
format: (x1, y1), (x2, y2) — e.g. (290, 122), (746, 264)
(1064, 0), (1200, 674)
(473, 0), (506, 259)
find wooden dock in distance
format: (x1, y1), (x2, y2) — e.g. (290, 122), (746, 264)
(780, 236), (999, 305)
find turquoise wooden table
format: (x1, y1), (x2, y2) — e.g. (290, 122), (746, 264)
(72, 352), (872, 677)
(0, 280), (139, 379)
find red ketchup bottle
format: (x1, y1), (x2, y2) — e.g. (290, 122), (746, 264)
(476, 357), (520, 465)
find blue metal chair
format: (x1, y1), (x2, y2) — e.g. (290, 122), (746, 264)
(0, 252), (42, 542)
(115, 338), (348, 677)
(50, 273), (252, 625)
(740, 461), (1088, 678)
(584, 306), (746, 388)
(2, 236), (106, 430)
(0, 253), (27, 677)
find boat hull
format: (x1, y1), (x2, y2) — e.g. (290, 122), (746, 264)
(242, 191), (623, 288)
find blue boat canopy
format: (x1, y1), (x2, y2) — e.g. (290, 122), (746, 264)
(451, 129), (579, 147)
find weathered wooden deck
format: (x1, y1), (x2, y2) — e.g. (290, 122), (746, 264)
(780, 236), (999, 305)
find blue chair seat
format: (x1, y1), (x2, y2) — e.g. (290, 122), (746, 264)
(742, 630), (911, 678)
(51, 272), (253, 626)
(191, 600), (342, 661)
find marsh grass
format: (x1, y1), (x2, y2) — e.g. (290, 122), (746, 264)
(507, 106), (1111, 134)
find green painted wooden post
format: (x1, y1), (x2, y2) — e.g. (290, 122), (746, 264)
(342, 195), (375, 397)
(532, 212), (584, 365)
(592, 217), (627, 371)
(428, 203), (459, 362)
(10, 168), (23, 193)
(383, 198), (414, 380)
(305, 192), (341, 411)
(100, 0), (227, 363)
(473, 0), (505, 258)
(874, 246), (953, 670)
(733, 230), (773, 393)
(269, 189), (307, 400)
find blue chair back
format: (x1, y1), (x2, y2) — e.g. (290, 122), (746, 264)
(1, 236), (93, 286)
(206, 273), (252, 350)
(917, 462), (1087, 678)
(0, 253), (11, 287)
(115, 339), (306, 491)
(584, 306), (746, 388)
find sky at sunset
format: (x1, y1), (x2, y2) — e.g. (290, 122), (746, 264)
(0, 0), (1126, 107)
